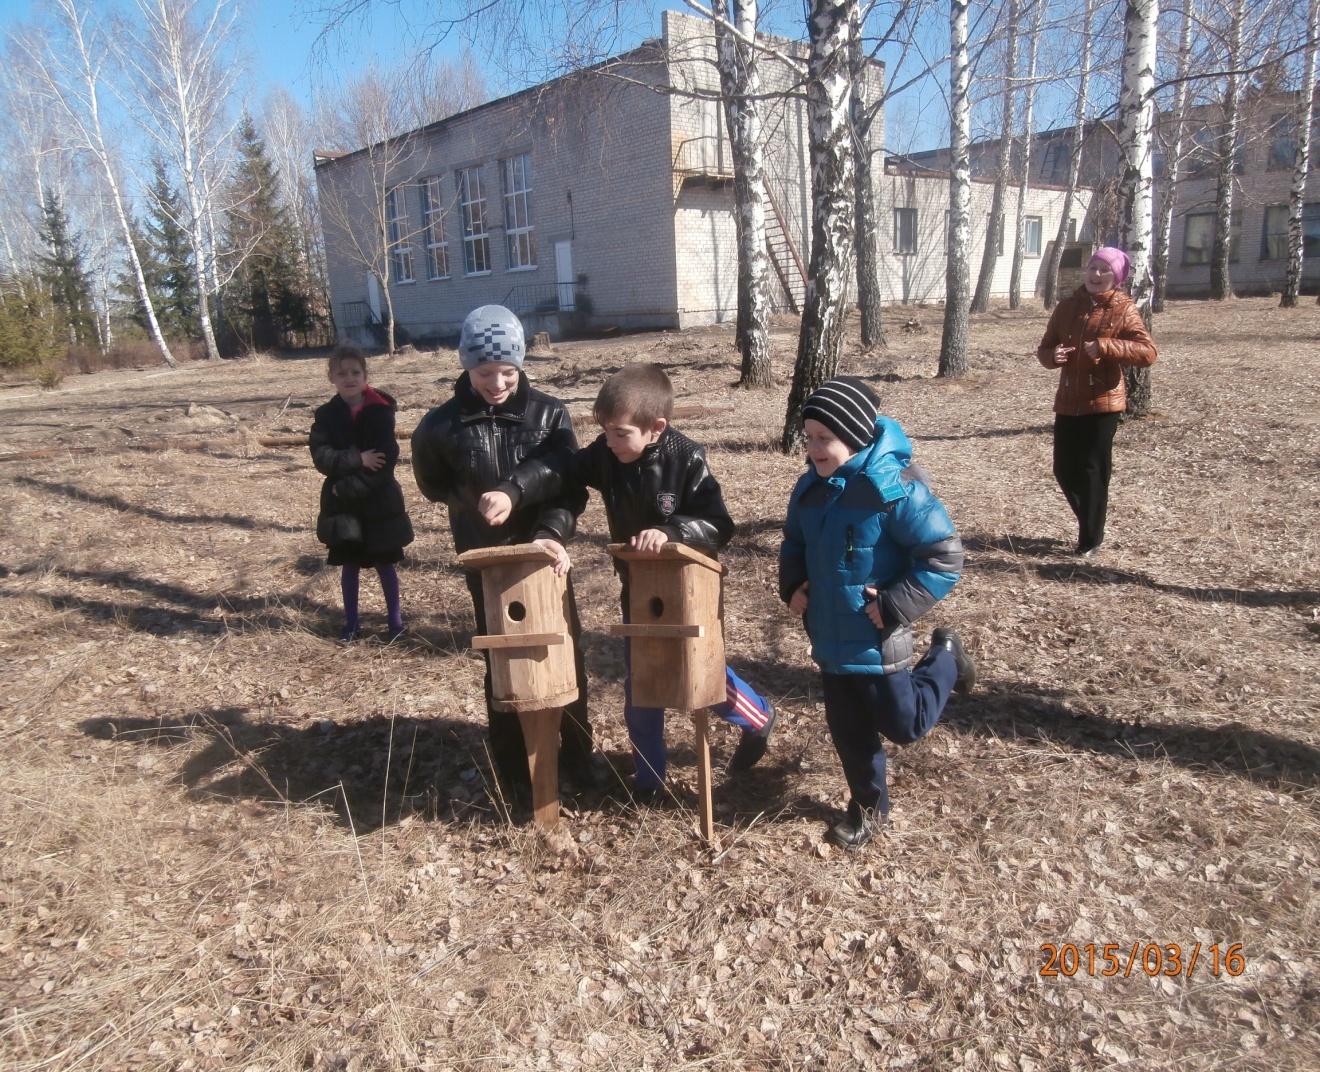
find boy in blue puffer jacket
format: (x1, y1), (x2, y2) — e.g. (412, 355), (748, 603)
(779, 378), (976, 850)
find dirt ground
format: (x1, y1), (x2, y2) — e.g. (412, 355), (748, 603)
(1, 297), (1317, 1071)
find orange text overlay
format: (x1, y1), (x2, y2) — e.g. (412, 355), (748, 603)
(1039, 942), (1246, 979)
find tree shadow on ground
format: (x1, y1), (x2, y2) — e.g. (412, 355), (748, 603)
(14, 475), (304, 533)
(913, 424), (1053, 443)
(966, 534), (1320, 608)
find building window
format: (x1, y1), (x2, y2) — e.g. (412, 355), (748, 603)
(385, 186), (413, 284)
(1183, 209), (1242, 266)
(419, 176), (449, 280)
(893, 207), (917, 254)
(1267, 114), (1297, 171)
(1024, 215), (1043, 257)
(502, 153), (536, 270)
(1261, 204), (1289, 259)
(1039, 139), (1070, 185)
(457, 166), (491, 275)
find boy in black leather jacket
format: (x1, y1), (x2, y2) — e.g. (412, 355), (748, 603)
(487, 363), (775, 802)
(411, 305), (597, 801)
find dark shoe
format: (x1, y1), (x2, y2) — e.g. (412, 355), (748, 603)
(726, 701), (776, 774)
(932, 628), (976, 694)
(338, 623), (360, 644)
(825, 800), (885, 850)
(1075, 539), (1102, 557)
(385, 624), (406, 643)
(630, 784), (670, 808)
(561, 752), (608, 794)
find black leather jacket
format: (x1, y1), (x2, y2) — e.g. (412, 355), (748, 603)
(410, 371), (586, 554)
(568, 426), (734, 556)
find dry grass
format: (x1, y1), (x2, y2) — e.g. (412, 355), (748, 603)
(1, 297), (1317, 1071)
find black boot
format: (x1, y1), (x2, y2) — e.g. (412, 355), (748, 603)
(726, 701), (777, 774)
(826, 799), (885, 850)
(932, 628), (977, 694)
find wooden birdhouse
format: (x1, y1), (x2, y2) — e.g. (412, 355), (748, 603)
(457, 543), (579, 829)
(609, 542), (726, 712)
(458, 544), (579, 713)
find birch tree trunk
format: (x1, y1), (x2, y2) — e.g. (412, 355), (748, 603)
(1117, 0), (1159, 416)
(1282, 0), (1319, 307)
(1043, 0), (1095, 309)
(939, 0), (973, 378)
(1008, 0), (1043, 309)
(1208, 0), (1245, 300)
(851, 13), (885, 349)
(1152, 0), (1195, 313)
(713, 0), (773, 386)
(971, 0), (1020, 314)
(781, 0), (857, 451)
(27, 0), (177, 367)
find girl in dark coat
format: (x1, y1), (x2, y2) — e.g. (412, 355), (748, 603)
(310, 346), (414, 641)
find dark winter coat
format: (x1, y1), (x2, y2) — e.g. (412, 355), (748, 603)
(566, 426), (734, 556)
(1036, 286), (1158, 416)
(779, 417), (962, 675)
(310, 387), (414, 559)
(410, 371), (586, 554)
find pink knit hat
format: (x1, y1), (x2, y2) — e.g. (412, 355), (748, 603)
(1089, 246), (1130, 285)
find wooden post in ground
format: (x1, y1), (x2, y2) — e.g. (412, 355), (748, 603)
(608, 543), (727, 847)
(458, 544), (579, 831)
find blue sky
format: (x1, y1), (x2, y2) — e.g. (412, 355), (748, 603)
(0, 0), (960, 151)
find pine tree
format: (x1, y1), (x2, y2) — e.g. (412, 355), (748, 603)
(223, 114), (312, 350)
(37, 192), (95, 347)
(143, 159), (199, 337)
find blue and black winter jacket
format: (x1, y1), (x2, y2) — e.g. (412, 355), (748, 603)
(778, 416), (963, 675)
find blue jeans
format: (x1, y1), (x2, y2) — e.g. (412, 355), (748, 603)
(624, 644), (770, 790)
(820, 645), (956, 815)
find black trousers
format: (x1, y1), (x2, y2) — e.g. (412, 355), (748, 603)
(1052, 412), (1121, 551)
(466, 573), (594, 790)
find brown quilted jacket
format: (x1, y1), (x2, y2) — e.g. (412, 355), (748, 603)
(1037, 286), (1158, 415)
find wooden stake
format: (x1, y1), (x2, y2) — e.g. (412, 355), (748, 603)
(517, 708), (563, 830)
(693, 708), (717, 847)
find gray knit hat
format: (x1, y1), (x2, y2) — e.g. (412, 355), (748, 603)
(459, 305), (525, 369)
(801, 377), (881, 453)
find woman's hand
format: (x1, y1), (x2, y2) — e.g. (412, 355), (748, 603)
(1051, 344), (1074, 367)
(789, 582), (809, 616)
(360, 449), (386, 472)
(1082, 340), (1101, 362)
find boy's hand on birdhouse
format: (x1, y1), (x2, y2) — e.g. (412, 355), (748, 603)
(360, 449), (386, 472)
(789, 582), (809, 616)
(478, 490), (514, 526)
(631, 528), (669, 554)
(532, 538), (571, 576)
(862, 586), (884, 629)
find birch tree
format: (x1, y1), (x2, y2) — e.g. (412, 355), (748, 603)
(19, 0), (177, 367)
(1151, 0), (1195, 312)
(1042, 0), (1096, 309)
(939, 0), (972, 378)
(1209, 0), (1246, 300)
(711, 0), (773, 387)
(781, 0), (857, 450)
(121, 0), (241, 361)
(1008, 0), (1044, 309)
(970, 0), (1020, 314)
(1281, 0), (1319, 307)
(1116, 0), (1159, 416)
(851, 11), (884, 349)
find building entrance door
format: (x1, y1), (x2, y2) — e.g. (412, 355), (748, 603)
(554, 241), (575, 311)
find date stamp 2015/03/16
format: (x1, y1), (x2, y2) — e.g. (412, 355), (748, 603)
(1039, 942), (1247, 979)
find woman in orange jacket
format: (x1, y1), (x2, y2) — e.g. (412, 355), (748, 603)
(1037, 247), (1158, 556)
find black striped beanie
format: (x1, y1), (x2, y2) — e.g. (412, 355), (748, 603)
(801, 377), (881, 453)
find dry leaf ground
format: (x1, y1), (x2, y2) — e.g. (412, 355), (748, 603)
(0, 297), (1316, 1071)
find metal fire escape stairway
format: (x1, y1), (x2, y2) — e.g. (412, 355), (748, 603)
(762, 183), (807, 314)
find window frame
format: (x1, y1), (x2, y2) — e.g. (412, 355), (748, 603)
(419, 175), (450, 281)
(385, 185), (414, 285)
(1182, 208), (1243, 266)
(457, 165), (492, 276)
(502, 153), (536, 272)
(1024, 215), (1043, 257)
(893, 206), (917, 255)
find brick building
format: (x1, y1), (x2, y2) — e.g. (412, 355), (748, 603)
(315, 10), (1096, 347)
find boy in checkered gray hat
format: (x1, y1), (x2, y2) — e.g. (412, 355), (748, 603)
(411, 305), (603, 804)
(779, 377), (976, 850)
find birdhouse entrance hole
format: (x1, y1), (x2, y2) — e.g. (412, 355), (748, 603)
(648, 596), (665, 618)
(507, 601), (527, 622)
